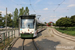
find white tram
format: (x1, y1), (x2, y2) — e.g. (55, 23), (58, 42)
(19, 15), (40, 39)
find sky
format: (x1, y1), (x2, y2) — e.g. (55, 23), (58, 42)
(0, 0), (75, 23)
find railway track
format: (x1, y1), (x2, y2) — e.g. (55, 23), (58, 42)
(32, 39), (39, 50)
(52, 28), (75, 42)
(22, 39), (39, 50)
(22, 39), (25, 50)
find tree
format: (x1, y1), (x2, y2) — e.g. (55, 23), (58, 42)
(19, 7), (25, 16)
(70, 15), (75, 26)
(13, 7), (29, 27)
(53, 23), (56, 26)
(19, 7), (29, 16)
(44, 22), (47, 24)
(56, 17), (71, 27)
(14, 8), (18, 21)
(65, 16), (68, 18)
(13, 8), (18, 27)
(25, 7), (29, 15)
(0, 12), (4, 27)
(48, 23), (51, 26)
(7, 13), (13, 27)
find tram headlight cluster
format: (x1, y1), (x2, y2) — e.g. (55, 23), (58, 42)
(22, 32), (23, 34)
(20, 29), (34, 34)
(30, 32), (32, 34)
(20, 30), (23, 34)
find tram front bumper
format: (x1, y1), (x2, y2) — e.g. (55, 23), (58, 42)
(20, 33), (34, 38)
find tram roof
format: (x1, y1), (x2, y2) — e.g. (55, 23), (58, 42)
(35, 18), (44, 24)
(20, 15), (36, 19)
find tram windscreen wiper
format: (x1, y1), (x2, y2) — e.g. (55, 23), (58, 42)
(28, 25), (30, 28)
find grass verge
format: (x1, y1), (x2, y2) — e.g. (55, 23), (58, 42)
(55, 27), (75, 36)
(0, 37), (15, 50)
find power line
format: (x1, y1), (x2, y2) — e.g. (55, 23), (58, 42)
(54, 0), (65, 11)
(29, 0), (37, 14)
(29, 0), (31, 5)
(54, 4), (60, 11)
(60, 0), (65, 5)
(11, 0), (37, 14)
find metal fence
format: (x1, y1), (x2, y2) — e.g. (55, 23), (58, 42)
(0, 29), (15, 50)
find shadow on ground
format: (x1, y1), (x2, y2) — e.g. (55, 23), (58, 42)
(35, 39), (60, 50)
(11, 39), (60, 50)
(36, 29), (46, 38)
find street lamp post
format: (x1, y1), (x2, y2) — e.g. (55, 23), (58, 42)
(5, 7), (7, 37)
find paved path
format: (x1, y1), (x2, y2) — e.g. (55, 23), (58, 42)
(24, 39), (36, 50)
(12, 39), (36, 50)
(11, 38), (23, 50)
(11, 27), (75, 50)
(34, 28), (75, 50)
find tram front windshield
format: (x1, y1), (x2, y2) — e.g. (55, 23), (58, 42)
(21, 19), (34, 29)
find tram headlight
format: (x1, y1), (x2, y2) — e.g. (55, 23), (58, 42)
(20, 30), (22, 33)
(30, 32), (32, 34)
(22, 32), (23, 34)
(28, 29), (29, 31)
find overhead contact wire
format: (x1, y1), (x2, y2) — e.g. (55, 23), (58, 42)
(29, 0), (37, 14)
(54, 0), (65, 11)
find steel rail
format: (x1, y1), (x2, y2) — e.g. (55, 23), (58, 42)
(32, 39), (39, 50)
(54, 29), (75, 39)
(22, 39), (25, 50)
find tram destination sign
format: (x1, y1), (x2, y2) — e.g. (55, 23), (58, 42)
(20, 15), (36, 19)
